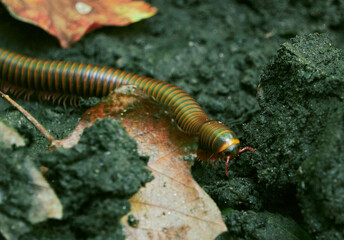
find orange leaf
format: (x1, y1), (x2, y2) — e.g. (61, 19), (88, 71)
(2, 0), (157, 47)
(54, 86), (227, 239)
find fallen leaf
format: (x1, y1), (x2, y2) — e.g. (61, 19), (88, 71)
(0, 159), (63, 240)
(1, 0), (157, 47)
(55, 86), (227, 239)
(0, 153), (63, 240)
(24, 159), (63, 224)
(0, 121), (62, 240)
(0, 121), (25, 148)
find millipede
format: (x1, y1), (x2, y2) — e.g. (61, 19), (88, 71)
(0, 48), (254, 176)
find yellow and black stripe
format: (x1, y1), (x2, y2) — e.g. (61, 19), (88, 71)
(0, 48), (252, 175)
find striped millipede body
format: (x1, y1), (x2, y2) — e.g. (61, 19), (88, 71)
(0, 48), (253, 176)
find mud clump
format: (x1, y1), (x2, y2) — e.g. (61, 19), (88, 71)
(243, 33), (344, 239)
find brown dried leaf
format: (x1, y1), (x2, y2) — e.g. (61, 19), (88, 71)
(0, 121), (62, 240)
(24, 160), (63, 224)
(0, 121), (25, 148)
(0, 159), (62, 240)
(55, 86), (227, 239)
(1, 0), (157, 47)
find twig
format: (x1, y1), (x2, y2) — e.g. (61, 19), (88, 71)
(0, 90), (55, 143)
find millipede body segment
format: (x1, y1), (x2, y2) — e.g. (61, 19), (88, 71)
(0, 48), (253, 176)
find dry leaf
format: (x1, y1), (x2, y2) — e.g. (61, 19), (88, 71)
(0, 121), (25, 148)
(0, 159), (63, 240)
(1, 0), (157, 47)
(0, 122), (62, 240)
(0, 157), (62, 240)
(55, 86), (227, 239)
(0, 122), (62, 223)
(25, 160), (63, 224)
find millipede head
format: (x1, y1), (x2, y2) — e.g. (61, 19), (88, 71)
(197, 140), (254, 177)
(220, 142), (240, 159)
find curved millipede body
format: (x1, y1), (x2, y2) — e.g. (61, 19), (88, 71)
(0, 48), (253, 176)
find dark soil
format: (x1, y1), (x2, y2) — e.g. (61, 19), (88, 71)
(0, 0), (343, 239)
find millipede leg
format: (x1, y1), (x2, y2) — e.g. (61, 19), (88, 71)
(225, 155), (231, 177)
(239, 147), (255, 153)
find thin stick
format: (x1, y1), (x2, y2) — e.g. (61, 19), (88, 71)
(0, 90), (55, 143)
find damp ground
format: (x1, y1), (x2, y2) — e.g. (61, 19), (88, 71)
(0, 1), (343, 239)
